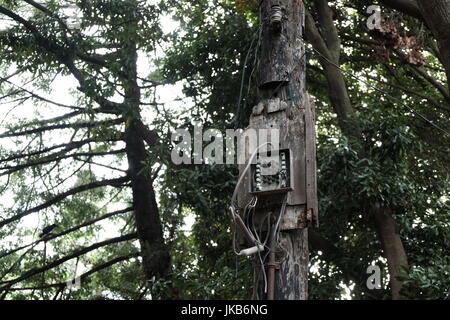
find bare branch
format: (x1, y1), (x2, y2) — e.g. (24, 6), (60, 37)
(0, 233), (138, 291)
(0, 118), (123, 139)
(1, 148), (126, 176)
(0, 75), (82, 110)
(0, 176), (130, 229)
(0, 138), (121, 164)
(0, 207), (133, 260)
(4, 253), (140, 293)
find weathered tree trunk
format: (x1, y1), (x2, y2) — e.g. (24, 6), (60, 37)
(253, 0), (311, 300)
(275, 229), (308, 299)
(417, 0), (450, 93)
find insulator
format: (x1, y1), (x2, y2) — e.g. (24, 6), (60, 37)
(270, 5), (282, 31)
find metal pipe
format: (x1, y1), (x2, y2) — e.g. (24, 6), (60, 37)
(267, 195), (287, 300)
(266, 237), (276, 300)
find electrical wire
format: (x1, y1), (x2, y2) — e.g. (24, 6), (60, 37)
(257, 242), (268, 293)
(243, 20), (263, 115)
(231, 142), (274, 207)
(234, 24), (262, 128)
(230, 197), (269, 293)
(272, 194), (287, 244)
(230, 142), (280, 293)
(274, 196), (289, 264)
(244, 196), (257, 232)
(230, 139), (294, 295)
(248, 197), (269, 293)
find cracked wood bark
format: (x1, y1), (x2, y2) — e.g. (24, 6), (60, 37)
(246, 0), (310, 300)
(263, 0), (308, 301)
(275, 229), (308, 299)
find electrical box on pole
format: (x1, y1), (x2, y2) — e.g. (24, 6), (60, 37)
(231, 0), (318, 300)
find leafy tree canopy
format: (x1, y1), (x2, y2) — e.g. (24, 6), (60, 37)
(0, 0), (448, 300)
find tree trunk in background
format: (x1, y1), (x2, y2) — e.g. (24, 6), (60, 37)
(125, 123), (170, 278)
(379, 0), (422, 20)
(372, 205), (408, 299)
(305, 0), (410, 299)
(417, 0), (450, 93)
(123, 42), (170, 279)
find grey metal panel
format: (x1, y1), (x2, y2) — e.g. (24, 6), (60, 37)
(237, 102), (307, 208)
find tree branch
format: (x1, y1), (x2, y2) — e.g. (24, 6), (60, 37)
(0, 233), (138, 291)
(0, 138), (121, 164)
(314, 0), (341, 63)
(0, 176), (129, 229)
(1, 149), (126, 176)
(4, 253), (140, 295)
(379, 0), (423, 20)
(0, 118), (123, 139)
(0, 207), (133, 260)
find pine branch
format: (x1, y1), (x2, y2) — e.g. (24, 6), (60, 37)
(0, 176), (130, 229)
(0, 137), (121, 164)
(0, 233), (138, 291)
(0, 148), (126, 176)
(0, 207), (133, 260)
(4, 253), (140, 293)
(0, 118), (123, 139)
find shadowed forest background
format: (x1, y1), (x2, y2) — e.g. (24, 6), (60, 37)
(0, 0), (448, 300)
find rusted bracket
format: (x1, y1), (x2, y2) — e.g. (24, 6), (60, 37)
(270, 1), (283, 32)
(296, 207), (314, 229)
(280, 206), (314, 230)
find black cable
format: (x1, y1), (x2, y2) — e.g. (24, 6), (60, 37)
(234, 25), (261, 128)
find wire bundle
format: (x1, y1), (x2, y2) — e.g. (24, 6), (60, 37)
(229, 143), (289, 297)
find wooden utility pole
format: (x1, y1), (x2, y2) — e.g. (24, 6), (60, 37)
(236, 0), (317, 300)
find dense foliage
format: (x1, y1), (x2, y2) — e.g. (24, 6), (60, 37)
(0, 0), (448, 300)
